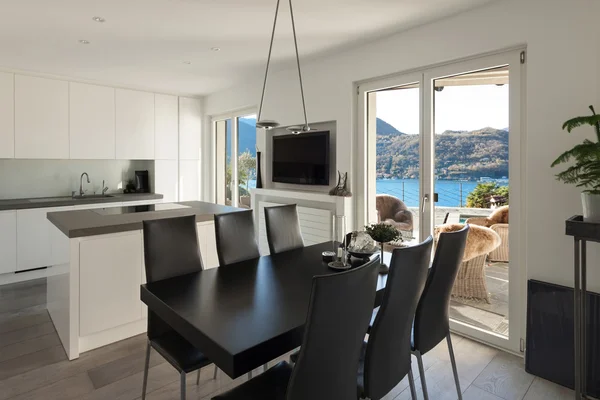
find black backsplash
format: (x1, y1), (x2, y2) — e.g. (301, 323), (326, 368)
(526, 279), (600, 396)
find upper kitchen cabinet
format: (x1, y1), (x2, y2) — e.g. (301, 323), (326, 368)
(115, 88), (155, 160)
(179, 97), (202, 160)
(69, 82), (116, 160)
(15, 75), (69, 159)
(0, 72), (14, 159)
(154, 94), (178, 160)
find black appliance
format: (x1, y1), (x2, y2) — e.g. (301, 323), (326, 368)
(135, 170), (150, 193)
(526, 279), (600, 396)
(272, 131), (330, 185)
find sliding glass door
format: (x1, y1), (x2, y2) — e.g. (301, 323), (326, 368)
(213, 110), (257, 208)
(359, 50), (524, 353)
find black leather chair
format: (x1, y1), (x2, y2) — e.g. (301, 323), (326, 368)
(214, 209), (260, 266)
(412, 225), (469, 400)
(358, 236), (433, 400)
(212, 256), (381, 400)
(142, 215), (218, 400)
(264, 204), (304, 254)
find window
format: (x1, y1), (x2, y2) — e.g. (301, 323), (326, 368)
(213, 111), (257, 208)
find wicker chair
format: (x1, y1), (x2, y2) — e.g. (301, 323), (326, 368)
(466, 205), (509, 263)
(435, 223), (501, 303)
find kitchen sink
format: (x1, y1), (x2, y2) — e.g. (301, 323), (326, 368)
(29, 196), (76, 203)
(28, 194), (115, 203)
(72, 195), (115, 200)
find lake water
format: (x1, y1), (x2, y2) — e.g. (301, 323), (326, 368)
(246, 178), (505, 208)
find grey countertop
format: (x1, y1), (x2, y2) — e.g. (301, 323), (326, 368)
(0, 193), (164, 211)
(47, 201), (242, 238)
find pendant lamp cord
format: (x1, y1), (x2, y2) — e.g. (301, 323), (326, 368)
(288, 0), (310, 131)
(257, 0), (281, 123)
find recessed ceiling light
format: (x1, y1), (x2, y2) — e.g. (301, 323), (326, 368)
(183, 61), (192, 64)
(79, 40), (90, 44)
(211, 47), (221, 52)
(92, 16), (106, 23)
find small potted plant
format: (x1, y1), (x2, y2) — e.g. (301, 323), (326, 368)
(365, 222), (401, 274)
(551, 105), (600, 221)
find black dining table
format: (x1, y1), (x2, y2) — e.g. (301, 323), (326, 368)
(140, 241), (389, 379)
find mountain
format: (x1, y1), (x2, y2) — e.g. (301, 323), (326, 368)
(238, 118), (257, 156)
(226, 118), (257, 159)
(376, 118), (403, 136)
(376, 122), (509, 180)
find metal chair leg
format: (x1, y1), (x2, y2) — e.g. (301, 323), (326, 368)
(141, 342), (151, 400)
(248, 371), (253, 379)
(415, 351), (429, 400)
(447, 334), (463, 400)
(213, 365), (218, 380)
(408, 364), (418, 400)
(196, 369), (201, 385)
(263, 363), (268, 373)
(180, 372), (186, 400)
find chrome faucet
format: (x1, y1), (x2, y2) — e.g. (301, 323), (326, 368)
(79, 172), (90, 196)
(102, 180), (109, 195)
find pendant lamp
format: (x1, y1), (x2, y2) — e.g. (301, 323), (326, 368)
(256, 0), (310, 133)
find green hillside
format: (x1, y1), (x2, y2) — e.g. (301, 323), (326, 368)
(376, 126), (509, 180)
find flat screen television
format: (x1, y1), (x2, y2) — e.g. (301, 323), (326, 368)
(272, 131), (330, 185)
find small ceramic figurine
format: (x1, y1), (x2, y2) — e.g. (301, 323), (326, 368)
(329, 171), (352, 197)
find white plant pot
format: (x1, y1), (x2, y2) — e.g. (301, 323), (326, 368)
(581, 192), (600, 222)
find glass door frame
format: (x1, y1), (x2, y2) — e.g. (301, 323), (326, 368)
(424, 50), (524, 354)
(212, 108), (257, 207)
(357, 49), (526, 354)
(357, 72), (426, 239)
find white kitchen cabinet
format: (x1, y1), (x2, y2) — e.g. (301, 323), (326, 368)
(69, 82), (116, 160)
(155, 160), (178, 202)
(0, 211), (17, 274)
(197, 222), (218, 269)
(179, 160), (201, 201)
(0, 72), (14, 159)
(79, 231), (143, 336)
(179, 97), (202, 160)
(115, 89), (155, 160)
(15, 75), (69, 159)
(17, 208), (52, 271)
(154, 94), (178, 160)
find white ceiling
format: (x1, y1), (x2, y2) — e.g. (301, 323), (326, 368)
(0, 0), (493, 96)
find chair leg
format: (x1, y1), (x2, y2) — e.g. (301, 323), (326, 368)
(415, 350), (429, 400)
(141, 341), (151, 400)
(447, 334), (463, 400)
(180, 372), (186, 400)
(407, 365), (418, 400)
(213, 365), (218, 380)
(196, 369), (200, 385)
(248, 371), (253, 379)
(263, 363), (268, 373)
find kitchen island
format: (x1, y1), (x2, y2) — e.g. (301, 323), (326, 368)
(46, 201), (240, 360)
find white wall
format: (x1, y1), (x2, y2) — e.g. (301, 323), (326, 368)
(205, 0), (600, 292)
(0, 159), (153, 199)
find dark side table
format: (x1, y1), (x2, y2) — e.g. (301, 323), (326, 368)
(565, 215), (598, 399)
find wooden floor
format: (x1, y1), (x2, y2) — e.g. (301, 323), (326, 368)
(0, 278), (574, 400)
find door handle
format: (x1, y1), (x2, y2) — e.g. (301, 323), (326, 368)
(422, 194), (429, 213)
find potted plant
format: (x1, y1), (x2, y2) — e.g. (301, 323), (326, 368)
(365, 222), (401, 274)
(551, 105), (600, 221)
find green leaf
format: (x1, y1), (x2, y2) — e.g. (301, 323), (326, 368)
(562, 115), (600, 133)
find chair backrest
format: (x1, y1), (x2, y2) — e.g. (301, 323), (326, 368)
(363, 236), (433, 400)
(142, 215), (204, 283)
(286, 257), (380, 400)
(264, 204), (304, 254)
(143, 215), (204, 340)
(214, 209), (260, 266)
(412, 225), (469, 355)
